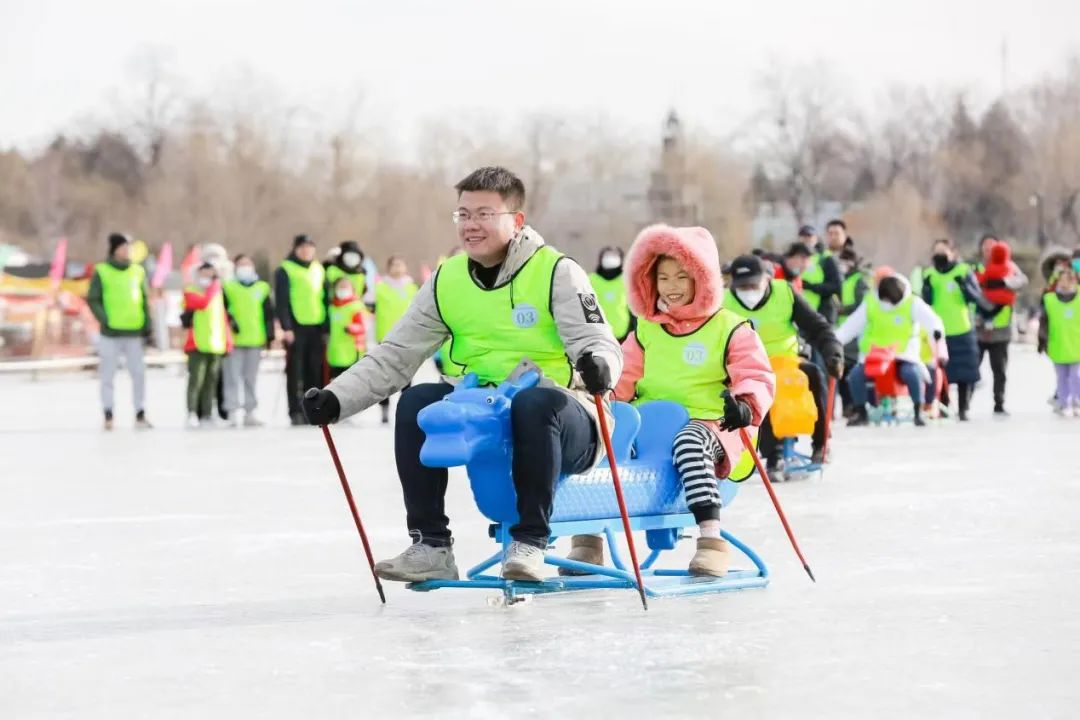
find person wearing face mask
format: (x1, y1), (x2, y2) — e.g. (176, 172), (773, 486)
(588, 246), (633, 342)
(183, 263), (233, 428)
(325, 241), (370, 308)
(921, 238), (996, 421)
(87, 232), (153, 431)
(836, 248), (869, 418)
(222, 255), (275, 427)
(778, 242), (811, 292)
(326, 276), (368, 380)
(274, 234), (327, 426)
(798, 224), (842, 325)
(722, 255), (844, 479)
(837, 269), (947, 427)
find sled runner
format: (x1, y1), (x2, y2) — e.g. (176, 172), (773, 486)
(408, 371), (769, 602)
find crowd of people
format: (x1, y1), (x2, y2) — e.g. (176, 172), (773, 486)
(88, 165), (1080, 581)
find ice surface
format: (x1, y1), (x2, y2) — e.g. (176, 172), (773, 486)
(2, 347), (1078, 718)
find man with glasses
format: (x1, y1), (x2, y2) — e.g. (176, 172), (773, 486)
(301, 166), (623, 584)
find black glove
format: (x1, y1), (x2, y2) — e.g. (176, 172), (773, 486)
(718, 390), (753, 431)
(826, 353), (845, 380)
(302, 388), (340, 425)
(576, 352), (613, 395)
(1037, 338), (1047, 355)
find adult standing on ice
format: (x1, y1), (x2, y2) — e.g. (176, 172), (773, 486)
(275, 234), (327, 426)
(301, 166), (623, 583)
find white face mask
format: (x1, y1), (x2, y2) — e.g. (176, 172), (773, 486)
(735, 287), (766, 308)
(235, 266), (256, 283)
(335, 288), (353, 301)
(878, 300), (896, 312)
(342, 252), (361, 269)
(600, 253), (621, 270)
(198, 277), (213, 288)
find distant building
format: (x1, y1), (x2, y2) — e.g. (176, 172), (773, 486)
(646, 111), (702, 227)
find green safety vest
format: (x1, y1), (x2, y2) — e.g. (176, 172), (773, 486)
(721, 280), (799, 358)
(862, 293), (915, 355)
(281, 259), (326, 326)
(838, 272), (864, 326)
(187, 285), (227, 355)
(588, 273), (631, 339)
(923, 263), (972, 336)
(327, 299), (366, 368)
(326, 265), (367, 302)
(434, 246), (571, 386)
(635, 310), (755, 481)
(1043, 292), (1080, 364)
(375, 280), (418, 343)
(801, 251), (831, 311)
(96, 262), (146, 331)
(223, 280), (270, 348)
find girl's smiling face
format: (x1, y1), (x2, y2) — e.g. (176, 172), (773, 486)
(655, 255), (695, 308)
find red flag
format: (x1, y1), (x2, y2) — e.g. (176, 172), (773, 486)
(179, 245), (200, 284)
(151, 242), (173, 289)
(48, 237), (68, 290)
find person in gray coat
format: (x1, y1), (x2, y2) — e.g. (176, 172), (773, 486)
(301, 167), (623, 584)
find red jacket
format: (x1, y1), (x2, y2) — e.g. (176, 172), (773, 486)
(976, 242), (1017, 307)
(183, 281), (234, 353)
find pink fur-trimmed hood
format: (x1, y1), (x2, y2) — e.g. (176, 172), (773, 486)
(624, 224), (724, 323)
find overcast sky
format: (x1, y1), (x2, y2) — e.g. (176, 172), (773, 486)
(3, 0), (1078, 151)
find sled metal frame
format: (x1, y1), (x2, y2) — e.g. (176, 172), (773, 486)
(779, 437), (822, 478)
(409, 513), (769, 602)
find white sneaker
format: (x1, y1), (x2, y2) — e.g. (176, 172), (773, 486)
(374, 542), (459, 583)
(186, 413), (201, 429)
(243, 413), (264, 428)
(502, 541), (547, 582)
(228, 414), (242, 428)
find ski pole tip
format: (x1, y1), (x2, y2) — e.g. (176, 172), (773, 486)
(804, 564), (816, 583)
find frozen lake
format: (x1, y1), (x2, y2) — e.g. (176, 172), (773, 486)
(2, 346), (1078, 718)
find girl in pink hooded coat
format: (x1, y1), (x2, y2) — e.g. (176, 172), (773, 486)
(613, 225), (775, 576)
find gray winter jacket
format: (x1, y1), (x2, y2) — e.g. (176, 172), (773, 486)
(326, 226), (624, 462)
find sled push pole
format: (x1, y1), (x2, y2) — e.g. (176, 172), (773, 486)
(739, 427), (816, 583)
(319, 423), (387, 604)
(822, 376), (837, 461)
(593, 393), (649, 611)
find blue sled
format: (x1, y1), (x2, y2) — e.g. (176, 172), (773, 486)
(778, 437), (823, 479)
(409, 371), (768, 602)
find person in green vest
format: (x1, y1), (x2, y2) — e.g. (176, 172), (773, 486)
(921, 238), (996, 421)
(222, 254), (275, 427)
(588, 246), (633, 342)
(835, 247), (869, 419)
(1038, 267), (1080, 416)
(274, 235), (327, 426)
(183, 263), (232, 428)
(87, 233), (153, 431)
(326, 275), (367, 378)
(604, 228), (776, 577)
(722, 254), (844, 480)
(301, 166), (623, 584)
(374, 255), (419, 424)
(324, 240), (372, 310)
(974, 234), (1028, 415)
(837, 269), (947, 426)
(797, 224), (842, 325)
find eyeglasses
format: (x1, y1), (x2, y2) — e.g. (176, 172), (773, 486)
(452, 210), (515, 225)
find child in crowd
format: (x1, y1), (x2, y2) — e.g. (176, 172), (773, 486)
(183, 263), (232, 428)
(1038, 267), (1080, 416)
(326, 276), (367, 380)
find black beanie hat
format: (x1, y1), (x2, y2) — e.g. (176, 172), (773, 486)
(293, 234), (315, 249)
(108, 233), (129, 256)
(339, 240), (362, 256)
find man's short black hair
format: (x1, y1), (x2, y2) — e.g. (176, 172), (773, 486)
(980, 233), (999, 245)
(455, 166), (526, 211)
(784, 242), (813, 258)
(826, 219), (846, 231)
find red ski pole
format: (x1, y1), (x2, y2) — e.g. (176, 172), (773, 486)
(319, 423), (386, 604)
(822, 376), (837, 460)
(739, 427), (816, 583)
(593, 394), (648, 611)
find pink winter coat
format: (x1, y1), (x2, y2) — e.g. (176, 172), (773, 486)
(614, 225), (776, 478)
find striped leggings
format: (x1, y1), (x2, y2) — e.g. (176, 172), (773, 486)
(673, 421), (726, 523)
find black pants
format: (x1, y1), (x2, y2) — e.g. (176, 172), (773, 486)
(395, 383), (598, 549)
(285, 325), (325, 417)
(839, 342), (859, 413)
(759, 361), (827, 462)
(977, 341), (1009, 409)
(939, 380), (973, 415)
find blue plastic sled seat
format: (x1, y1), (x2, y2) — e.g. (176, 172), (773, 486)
(411, 371), (768, 602)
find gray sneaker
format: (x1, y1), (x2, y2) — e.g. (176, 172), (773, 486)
(374, 542), (459, 583)
(502, 541), (547, 582)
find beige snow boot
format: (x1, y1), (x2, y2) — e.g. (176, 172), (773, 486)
(558, 534), (605, 576)
(688, 537), (731, 578)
